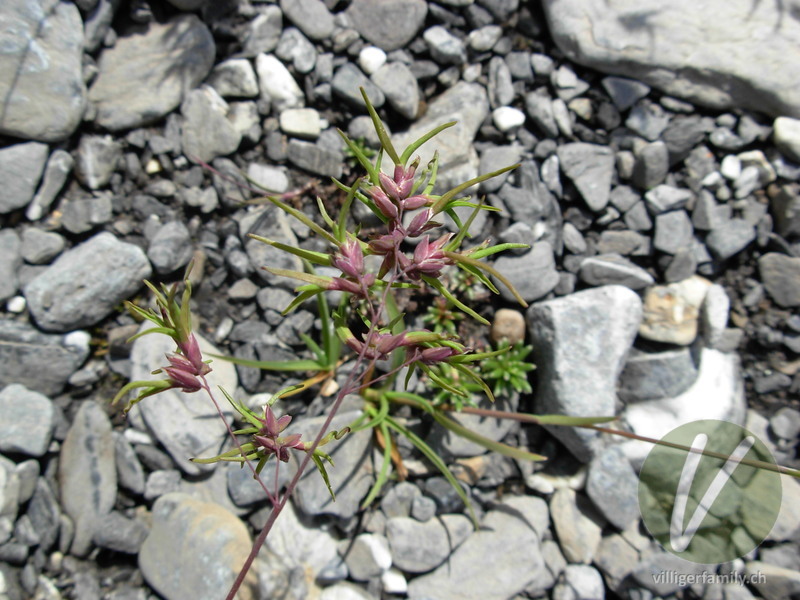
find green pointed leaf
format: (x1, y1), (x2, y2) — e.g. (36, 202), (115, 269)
(444, 251), (528, 308)
(248, 235), (333, 266)
(467, 242), (530, 260)
(400, 122), (457, 166)
(338, 130), (380, 183)
(361, 419), (393, 508)
(312, 452), (336, 502)
(360, 87), (400, 165)
(421, 275), (489, 325)
(209, 353), (324, 372)
(432, 411), (547, 461)
(431, 163), (520, 215)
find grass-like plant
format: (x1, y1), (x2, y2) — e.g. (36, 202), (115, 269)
(112, 89), (800, 600)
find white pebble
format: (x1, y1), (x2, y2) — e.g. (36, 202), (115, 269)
(358, 46), (387, 75)
(492, 106), (526, 132)
(720, 154), (742, 180)
(6, 296), (26, 313)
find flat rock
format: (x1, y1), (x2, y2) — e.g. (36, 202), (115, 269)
(331, 63), (385, 110)
(89, 15), (215, 130)
(759, 253), (800, 308)
(639, 276), (711, 345)
(0, 230), (21, 302)
(139, 493), (258, 600)
(346, 0), (428, 52)
(74, 135), (122, 190)
(371, 62), (420, 120)
(59, 401), (117, 556)
(557, 143), (615, 212)
(579, 254), (655, 290)
(0, 384), (54, 457)
(207, 58), (259, 99)
(147, 221), (194, 274)
(528, 286), (642, 461)
(386, 515), (471, 573)
(543, 0), (800, 117)
(618, 347), (698, 403)
(290, 411), (374, 520)
(621, 347), (746, 466)
(180, 86), (242, 164)
(407, 496), (547, 600)
(280, 0), (334, 41)
(705, 219), (756, 260)
(24, 232), (152, 332)
(0, 142), (49, 214)
(256, 53), (305, 112)
(550, 488), (603, 564)
(586, 446), (639, 530)
(0, 319), (89, 396)
(392, 82), (489, 193)
(127, 326), (237, 476)
(774, 116), (800, 163)
(0, 0), (86, 141)
(492, 241), (560, 303)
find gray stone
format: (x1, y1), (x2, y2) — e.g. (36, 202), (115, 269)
(493, 241), (560, 303)
(27, 478), (59, 552)
(386, 516), (469, 573)
(240, 207), (302, 287)
(380, 482), (421, 519)
(281, 0), (334, 40)
(74, 135), (121, 190)
(774, 117), (800, 163)
(371, 62), (420, 120)
(347, 0), (428, 52)
(488, 56), (514, 107)
(653, 210), (694, 254)
(113, 432), (145, 496)
(478, 145), (523, 193)
(127, 328), (237, 476)
(0, 230), (20, 302)
(557, 143), (615, 212)
(579, 254), (655, 290)
(0, 320), (89, 396)
(596, 230), (650, 256)
(0, 384), (54, 457)
(621, 348), (746, 466)
(468, 25), (503, 52)
(623, 201), (652, 232)
(410, 495), (437, 522)
(692, 190), (732, 231)
(392, 82), (488, 194)
(90, 15), (215, 130)
(555, 565), (606, 600)
(331, 63), (385, 110)
(550, 488), (603, 564)
(705, 219), (756, 260)
(291, 411), (374, 519)
(241, 5), (282, 56)
(631, 141), (669, 190)
(759, 253), (800, 307)
(287, 139), (343, 178)
(586, 446), (639, 530)
(24, 232), (152, 332)
(543, 0), (800, 118)
(601, 76), (650, 111)
(562, 222), (587, 254)
(144, 470), (182, 501)
(407, 496), (547, 600)
(207, 59), (259, 98)
(20, 229), (65, 265)
(276, 28), (317, 74)
(528, 286), (642, 461)
(644, 184), (692, 214)
(256, 54), (304, 112)
(59, 401), (116, 556)
(147, 221), (193, 274)
(180, 86), (242, 164)
(342, 533), (392, 581)
(139, 494), (258, 600)
(59, 192), (114, 234)
(619, 348), (698, 403)
(626, 100), (671, 141)
(93, 512), (149, 554)
(26, 149), (74, 221)
(525, 90), (559, 138)
(0, 142), (49, 214)
(0, 0), (86, 141)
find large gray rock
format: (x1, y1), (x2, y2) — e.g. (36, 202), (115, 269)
(557, 143), (615, 212)
(493, 241), (560, 303)
(0, 0), (86, 141)
(24, 232), (151, 332)
(139, 493), (258, 600)
(386, 515), (471, 573)
(0, 229), (21, 302)
(542, 0), (800, 117)
(759, 252), (800, 308)
(280, 0), (334, 41)
(528, 286), (642, 462)
(59, 401), (117, 556)
(346, 0), (428, 52)
(0, 384), (54, 457)
(0, 142), (49, 214)
(392, 82), (488, 193)
(89, 15), (215, 130)
(0, 320), (89, 396)
(180, 86), (242, 164)
(127, 326), (237, 476)
(407, 496), (548, 600)
(371, 62), (420, 120)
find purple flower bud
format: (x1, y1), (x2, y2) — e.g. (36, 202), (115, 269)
(179, 333), (209, 375)
(369, 229), (404, 254)
(401, 195), (430, 210)
(419, 346), (458, 364)
(370, 186), (398, 219)
(164, 366), (203, 393)
(332, 239), (364, 278)
(379, 172), (404, 202)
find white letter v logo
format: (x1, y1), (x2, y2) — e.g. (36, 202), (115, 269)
(669, 433), (755, 552)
